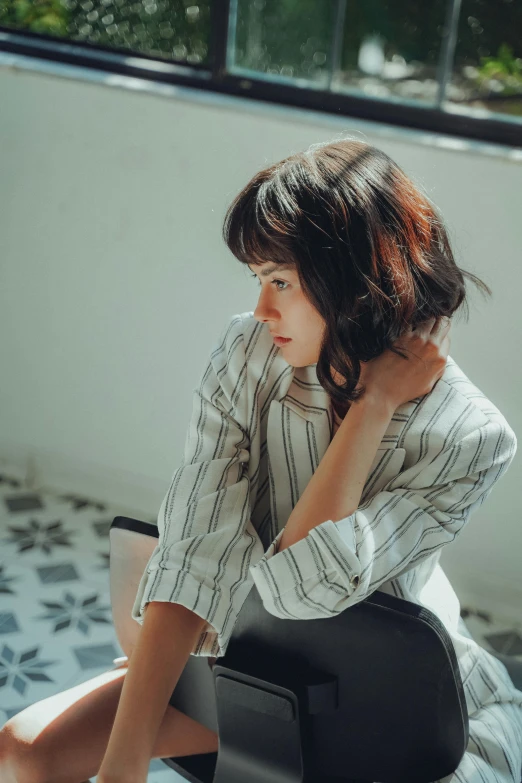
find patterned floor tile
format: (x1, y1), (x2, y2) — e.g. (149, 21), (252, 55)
(0, 472), (178, 781)
(1, 468), (521, 783)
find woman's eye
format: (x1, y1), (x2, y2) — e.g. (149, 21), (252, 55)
(249, 273), (288, 292)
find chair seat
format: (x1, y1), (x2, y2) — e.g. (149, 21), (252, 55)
(161, 754), (372, 783)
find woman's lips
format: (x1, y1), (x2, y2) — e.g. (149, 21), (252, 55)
(273, 336), (292, 346)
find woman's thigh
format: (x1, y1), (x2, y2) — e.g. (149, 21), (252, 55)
(1, 664), (218, 783)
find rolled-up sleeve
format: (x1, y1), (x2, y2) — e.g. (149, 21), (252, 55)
(249, 419), (517, 620)
(131, 313), (265, 657)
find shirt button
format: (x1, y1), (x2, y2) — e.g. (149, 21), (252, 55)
(350, 574), (360, 589)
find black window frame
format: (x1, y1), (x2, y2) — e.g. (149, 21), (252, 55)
(1, 0), (521, 149)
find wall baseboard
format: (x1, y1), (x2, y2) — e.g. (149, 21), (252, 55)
(0, 443), (164, 522)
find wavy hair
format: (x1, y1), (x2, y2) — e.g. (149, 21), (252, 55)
(222, 138), (491, 407)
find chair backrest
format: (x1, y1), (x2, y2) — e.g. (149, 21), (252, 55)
(208, 582), (468, 783)
(110, 516), (468, 783)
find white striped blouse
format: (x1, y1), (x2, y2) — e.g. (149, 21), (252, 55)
(130, 310), (522, 782)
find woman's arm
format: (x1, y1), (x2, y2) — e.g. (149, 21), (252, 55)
(278, 393), (394, 551)
(98, 600), (208, 783)
(130, 313), (264, 658)
(278, 317), (451, 553)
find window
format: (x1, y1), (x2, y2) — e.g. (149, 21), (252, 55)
(449, 0), (522, 122)
(1, 0), (520, 147)
(233, 0), (449, 106)
(0, 0), (213, 65)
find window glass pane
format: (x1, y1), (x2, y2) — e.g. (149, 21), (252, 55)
(337, 0), (448, 106)
(447, 0), (522, 123)
(231, 0), (335, 87)
(0, 0), (213, 65)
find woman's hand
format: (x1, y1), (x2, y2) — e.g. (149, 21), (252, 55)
(357, 316), (452, 410)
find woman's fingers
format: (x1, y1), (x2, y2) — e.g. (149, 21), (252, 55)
(411, 316), (451, 343)
(401, 316), (451, 361)
(430, 315), (451, 338)
(441, 331), (452, 359)
(408, 317), (436, 337)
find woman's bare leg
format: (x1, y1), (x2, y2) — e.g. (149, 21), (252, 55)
(0, 663), (218, 783)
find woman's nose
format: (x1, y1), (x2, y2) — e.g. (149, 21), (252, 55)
(253, 291), (274, 320)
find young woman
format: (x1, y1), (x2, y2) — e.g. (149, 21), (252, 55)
(1, 139), (520, 783)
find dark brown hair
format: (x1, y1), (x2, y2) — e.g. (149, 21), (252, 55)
(222, 138), (491, 407)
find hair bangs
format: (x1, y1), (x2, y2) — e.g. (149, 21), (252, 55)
(223, 172), (300, 270)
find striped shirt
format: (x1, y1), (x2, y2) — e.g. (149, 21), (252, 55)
(131, 310), (522, 781)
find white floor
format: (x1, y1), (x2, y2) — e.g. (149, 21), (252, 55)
(1, 468), (521, 782)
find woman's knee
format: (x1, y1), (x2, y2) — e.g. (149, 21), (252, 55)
(0, 720), (51, 783)
(0, 726), (16, 783)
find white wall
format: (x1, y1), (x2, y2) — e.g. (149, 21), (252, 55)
(1, 55), (521, 620)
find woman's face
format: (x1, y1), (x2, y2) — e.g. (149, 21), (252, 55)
(248, 260), (326, 367)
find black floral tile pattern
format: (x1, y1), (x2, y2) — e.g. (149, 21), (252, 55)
(0, 642), (58, 697)
(0, 471), (177, 782)
(4, 518), (79, 554)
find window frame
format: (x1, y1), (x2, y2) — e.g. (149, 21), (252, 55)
(0, 0), (520, 149)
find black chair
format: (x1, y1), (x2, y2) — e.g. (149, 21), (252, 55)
(110, 516), (522, 783)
